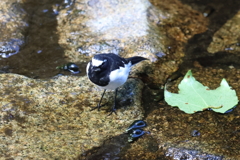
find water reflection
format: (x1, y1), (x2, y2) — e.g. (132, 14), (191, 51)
(0, 0), (85, 79)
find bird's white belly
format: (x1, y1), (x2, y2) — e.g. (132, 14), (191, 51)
(101, 62), (131, 90)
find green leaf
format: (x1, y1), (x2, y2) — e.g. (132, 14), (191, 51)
(164, 70), (238, 114)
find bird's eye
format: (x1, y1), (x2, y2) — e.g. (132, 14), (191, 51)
(99, 59), (107, 67)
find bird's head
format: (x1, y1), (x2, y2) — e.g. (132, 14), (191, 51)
(91, 56), (108, 72)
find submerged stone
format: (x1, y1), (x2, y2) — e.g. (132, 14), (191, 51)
(125, 120), (147, 133)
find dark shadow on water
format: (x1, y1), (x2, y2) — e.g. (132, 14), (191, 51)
(77, 134), (129, 160)
(140, 1), (240, 159)
(178, 0), (240, 70)
(0, 0), (85, 79)
(77, 133), (167, 160)
(196, 51), (240, 69)
(143, 0), (240, 119)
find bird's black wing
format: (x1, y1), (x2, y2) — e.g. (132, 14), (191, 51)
(126, 56), (147, 66)
(106, 53), (128, 71)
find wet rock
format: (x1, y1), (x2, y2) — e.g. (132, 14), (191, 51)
(0, 0), (82, 79)
(0, 0), (207, 80)
(166, 147), (223, 160)
(56, 0), (208, 85)
(80, 134), (129, 160)
(191, 130), (201, 137)
(128, 128), (146, 143)
(57, 0), (163, 62)
(125, 120), (147, 133)
(56, 62), (80, 74)
(0, 39), (24, 58)
(0, 0), (28, 58)
(202, 6), (215, 17)
(0, 73), (144, 159)
(208, 11), (240, 54)
(146, 67), (240, 160)
(1, 0), (238, 159)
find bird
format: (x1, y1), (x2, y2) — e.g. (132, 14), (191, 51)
(86, 53), (147, 115)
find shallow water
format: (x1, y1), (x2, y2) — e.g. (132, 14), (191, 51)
(1, 0), (240, 159)
(0, 0), (86, 79)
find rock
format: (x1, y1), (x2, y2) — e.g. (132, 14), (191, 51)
(144, 67), (240, 160)
(56, 0), (207, 84)
(165, 147), (223, 160)
(0, 73), (144, 159)
(208, 11), (240, 54)
(1, 0), (239, 159)
(0, 0), (28, 58)
(57, 0), (163, 62)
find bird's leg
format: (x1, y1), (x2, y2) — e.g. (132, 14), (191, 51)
(90, 89), (106, 111)
(108, 88), (118, 116)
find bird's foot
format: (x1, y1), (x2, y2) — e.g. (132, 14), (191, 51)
(107, 107), (117, 116)
(90, 104), (106, 111)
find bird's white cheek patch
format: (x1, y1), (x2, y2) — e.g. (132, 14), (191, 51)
(92, 58), (107, 67)
(92, 58), (104, 67)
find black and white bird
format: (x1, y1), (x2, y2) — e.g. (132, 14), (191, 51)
(86, 53), (147, 115)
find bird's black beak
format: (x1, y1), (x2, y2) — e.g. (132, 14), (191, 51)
(92, 66), (101, 72)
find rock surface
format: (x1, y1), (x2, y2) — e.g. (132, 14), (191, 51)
(0, 0), (240, 159)
(208, 11), (240, 54)
(0, 0), (28, 58)
(0, 74), (144, 159)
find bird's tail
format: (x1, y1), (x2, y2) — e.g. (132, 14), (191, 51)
(126, 56), (147, 66)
